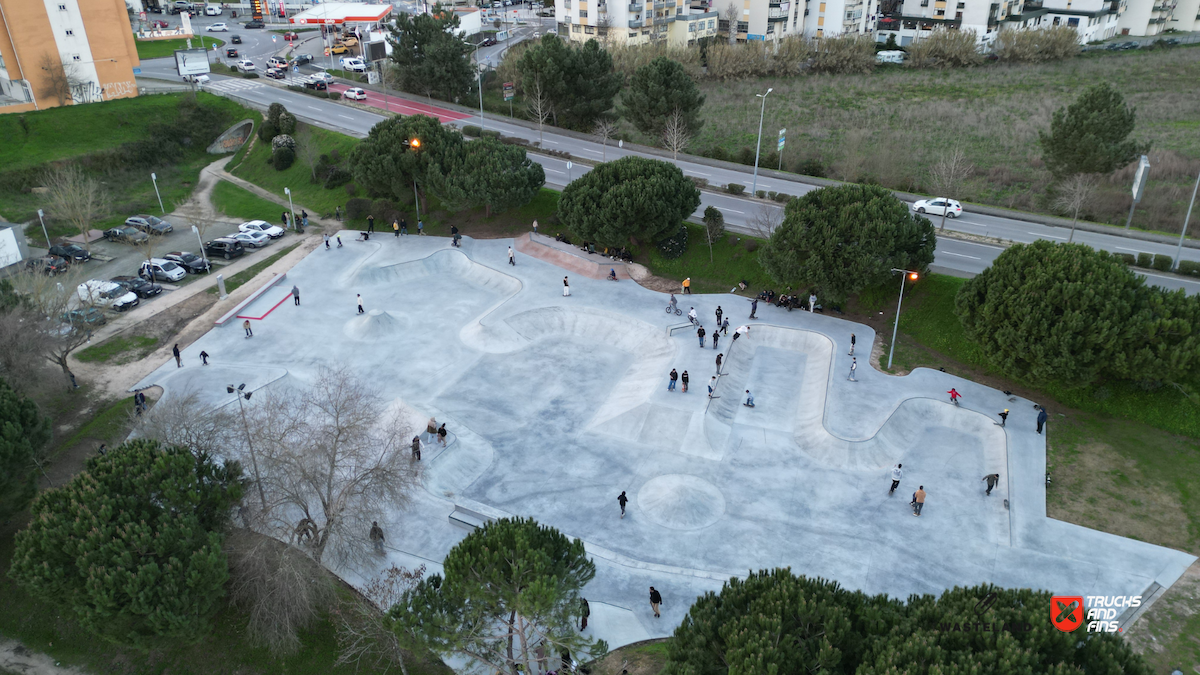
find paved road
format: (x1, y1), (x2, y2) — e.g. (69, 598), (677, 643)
(138, 28), (1200, 296)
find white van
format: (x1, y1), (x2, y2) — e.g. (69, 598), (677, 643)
(339, 56), (367, 72)
(204, 4), (221, 15)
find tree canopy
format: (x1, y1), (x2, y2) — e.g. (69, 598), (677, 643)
(956, 240), (1200, 387)
(667, 569), (1151, 675)
(1038, 82), (1148, 179)
(0, 378), (51, 519)
(516, 36), (622, 131)
(558, 156), (700, 247)
(391, 517), (605, 674)
(758, 184), (936, 303)
(386, 4), (476, 103)
(349, 114), (463, 204)
(8, 440), (242, 646)
(621, 57), (705, 139)
(433, 137), (546, 216)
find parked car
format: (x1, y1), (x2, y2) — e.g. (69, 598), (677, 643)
(148, 4), (164, 13)
(911, 198), (963, 218)
(164, 251), (210, 273)
(339, 36), (359, 47)
(293, 53), (313, 66)
(245, 19), (264, 28)
(234, 59), (256, 72)
(61, 307), (108, 327)
(283, 31), (299, 40)
(238, 220), (286, 239)
(207, 22), (228, 31)
(49, 244), (91, 262)
(231, 231), (271, 248)
(204, 4), (221, 15)
(76, 280), (140, 312)
(205, 238), (245, 259)
(309, 71), (334, 83)
(330, 43), (349, 54)
(1119, 40), (1141, 49)
(26, 255), (70, 275)
(183, 73), (210, 86)
(103, 226), (150, 245)
(340, 57), (366, 72)
(267, 56), (288, 69)
(265, 67), (286, 79)
(1154, 37), (1181, 47)
(150, 19), (170, 28)
(230, 33), (242, 43)
(304, 79), (328, 90)
(226, 47), (239, 58)
(481, 36), (497, 47)
(110, 275), (163, 298)
(343, 87), (368, 100)
(125, 214), (174, 235)
(139, 258), (188, 282)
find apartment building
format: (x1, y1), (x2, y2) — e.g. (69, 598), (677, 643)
(875, 0), (1005, 45)
(1116, 0), (1175, 34)
(556, 0), (717, 44)
(1006, 0), (1123, 41)
(0, 0), (139, 113)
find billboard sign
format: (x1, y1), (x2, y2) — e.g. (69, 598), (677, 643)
(366, 40), (387, 62)
(1132, 154), (1150, 203)
(174, 48), (211, 76)
(503, 81), (515, 101)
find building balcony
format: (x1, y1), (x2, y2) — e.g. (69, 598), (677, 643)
(629, 2), (642, 10)
(768, 12), (789, 19)
(629, 17), (644, 25)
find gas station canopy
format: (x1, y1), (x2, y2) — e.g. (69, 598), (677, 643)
(290, 3), (393, 25)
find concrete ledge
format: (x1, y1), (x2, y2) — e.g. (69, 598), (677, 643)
(516, 232), (632, 280)
(449, 505), (495, 531)
(214, 271), (287, 325)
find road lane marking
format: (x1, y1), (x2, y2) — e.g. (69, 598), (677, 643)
(939, 251), (981, 260)
(723, 208), (745, 214)
(544, 168), (564, 174)
(542, 139), (560, 145)
(338, 114), (353, 119)
(1035, 232), (1068, 240)
(687, 170), (712, 176)
(1117, 246), (1150, 254)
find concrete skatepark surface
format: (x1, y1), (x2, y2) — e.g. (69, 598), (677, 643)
(135, 232), (1196, 655)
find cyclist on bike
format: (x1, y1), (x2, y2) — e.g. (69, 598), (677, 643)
(948, 388), (962, 405)
(608, 268), (618, 281)
(688, 307), (697, 325)
(669, 293), (678, 313)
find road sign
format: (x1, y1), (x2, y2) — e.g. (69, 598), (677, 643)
(293, 65), (299, 72)
(777, 128), (786, 152)
(503, 81), (515, 101)
(566, 161), (572, 170)
(1132, 154), (1150, 203)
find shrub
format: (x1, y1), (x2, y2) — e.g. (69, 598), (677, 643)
(1115, 252), (1136, 266)
(272, 146), (295, 170)
(1136, 252), (1153, 268)
(993, 25), (1080, 62)
(811, 34), (876, 74)
(271, 134), (296, 151)
(656, 223), (689, 259)
(1153, 253), (1174, 271)
(726, 184), (746, 195)
(690, 176), (710, 189)
(737, 147), (756, 166)
(257, 121), (279, 143)
(243, 72), (259, 79)
(481, 129), (501, 140)
(744, 238), (759, 252)
(344, 182), (358, 196)
(371, 198), (401, 224)
(707, 147), (730, 162)
(795, 157), (826, 178)
(1178, 260), (1200, 276)
(767, 191), (778, 201)
(755, 190), (767, 199)
(324, 167), (353, 189)
(500, 135), (529, 146)
(345, 197), (373, 220)
(906, 27), (984, 68)
(328, 92), (341, 100)
(463, 125), (482, 137)
(771, 192), (791, 203)
(276, 112), (297, 135)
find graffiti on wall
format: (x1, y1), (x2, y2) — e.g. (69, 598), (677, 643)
(69, 79), (138, 103)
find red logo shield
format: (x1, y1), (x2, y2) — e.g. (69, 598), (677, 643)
(1051, 596), (1085, 632)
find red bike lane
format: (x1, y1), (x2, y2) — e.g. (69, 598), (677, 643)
(328, 84), (472, 123)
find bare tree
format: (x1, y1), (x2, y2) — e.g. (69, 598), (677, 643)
(0, 308), (51, 391)
(134, 228), (160, 271)
(250, 365), (421, 568)
(226, 528), (337, 655)
(8, 266), (90, 387)
(38, 54), (81, 106)
(722, 2), (740, 44)
(296, 126), (323, 184)
(334, 564), (427, 674)
(43, 165), (110, 252)
(525, 77), (552, 147)
(177, 206), (217, 268)
(661, 106), (692, 160)
(748, 203), (783, 240)
(926, 148), (974, 231)
(1052, 173), (1100, 244)
(131, 388), (241, 456)
(593, 118), (619, 161)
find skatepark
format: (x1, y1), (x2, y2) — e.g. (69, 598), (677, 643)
(134, 231), (1197, 650)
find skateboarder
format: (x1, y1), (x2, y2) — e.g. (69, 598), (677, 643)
(681, 371), (689, 392)
(715, 306), (723, 325)
(708, 376), (716, 398)
(649, 587), (663, 617)
(668, 368), (678, 391)
(996, 409), (1008, 427)
(848, 358), (857, 381)
(411, 436), (421, 461)
(982, 473), (1000, 495)
(324, 233), (331, 249)
(292, 285), (300, 305)
(722, 317), (730, 335)
(438, 423), (448, 447)
(243, 319), (253, 338)
(688, 307), (697, 325)
(912, 486), (927, 516)
(712, 331), (720, 349)
(849, 333), (856, 355)
(716, 353), (723, 373)
(733, 325), (749, 342)
(369, 521), (385, 553)
(618, 491), (628, 518)
(508, 247), (516, 265)
(563, 276), (571, 296)
(743, 390), (755, 407)
(199, 350), (209, 365)
(173, 343), (182, 368)
(749, 298), (758, 319)
(357, 294), (364, 314)
(889, 464), (903, 494)
(697, 325), (706, 348)
(1037, 406), (1048, 434)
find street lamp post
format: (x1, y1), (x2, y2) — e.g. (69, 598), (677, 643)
(405, 138), (422, 221)
(284, 187), (296, 231)
(1174, 170), (1200, 271)
(751, 88), (773, 197)
(228, 384), (266, 512)
(191, 224), (210, 272)
(151, 172), (165, 214)
(477, 62), (486, 131)
(886, 269), (919, 371)
(35, 209), (51, 249)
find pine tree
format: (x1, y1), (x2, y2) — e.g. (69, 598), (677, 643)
(1038, 82), (1148, 179)
(434, 138), (546, 216)
(0, 378), (51, 519)
(558, 156), (700, 248)
(621, 57), (705, 139)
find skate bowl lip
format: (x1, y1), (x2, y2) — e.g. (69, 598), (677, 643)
(516, 232), (632, 280)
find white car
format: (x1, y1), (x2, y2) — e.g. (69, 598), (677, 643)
(139, 258), (188, 282)
(239, 219), (286, 239)
(912, 198), (963, 218)
(76, 280), (140, 312)
(232, 231), (271, 248)
(206, 22), (228, 31)
(266, 56), (288, 69)
(204, 4), (221, 15)
(339, 57), (367, 72)
(344, 87), (367, 100)
(309, 71), (334, 84)
(234, 59), (256, 72)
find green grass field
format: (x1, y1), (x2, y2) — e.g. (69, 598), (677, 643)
(135, 37), (224, 60)
(211, 180), (287, 222)
(209, 242), (301, 295)
(644, 224), (775, 296)
(230, 123), (358, 217)
(76, 335), (159, 364)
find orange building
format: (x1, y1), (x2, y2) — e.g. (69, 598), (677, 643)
(0, 0), (140, 113)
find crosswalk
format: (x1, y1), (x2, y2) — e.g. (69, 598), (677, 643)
(206, 79), (264, 93)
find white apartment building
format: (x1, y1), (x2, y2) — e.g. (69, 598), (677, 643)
(556, 0), (718, 44)
(875, 0), (1006, 45)
(1165, 0), (1198, 30)
(1006, 0), (1123, 41)
(1116, 0), (1175, 34)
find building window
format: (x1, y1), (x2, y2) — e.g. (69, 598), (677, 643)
(630, 30), (638, 36)
(957, 1), (964, 6)
(1052, 15), (1060, 23)
(737, 20), (748, 30)
(955, 10), (963, 18)
(708, 19), (714, 27)
(920, 0), (928, 6)
(573, 22), (582, 30)
(65, 29), (74, 36)
(71, 54), (81, 60)
(58, 3), (67, 9)
(579, 9), (587, 15)
(689, 22), (696, 30)
(1067, 16), (1079, 24)
(585, 24), (595, 31)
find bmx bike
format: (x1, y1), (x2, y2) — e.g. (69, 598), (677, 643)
(666, 305), (682, 316)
